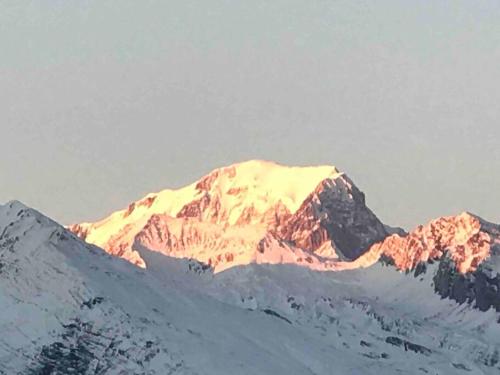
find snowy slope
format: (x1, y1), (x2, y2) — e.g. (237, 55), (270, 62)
(2, 200), (500, 374)
(0, 200), (364, 374)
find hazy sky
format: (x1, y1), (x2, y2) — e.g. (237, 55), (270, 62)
(1, 0), (499, 229)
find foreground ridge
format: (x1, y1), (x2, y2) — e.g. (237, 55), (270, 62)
(1, 200), (500, 374)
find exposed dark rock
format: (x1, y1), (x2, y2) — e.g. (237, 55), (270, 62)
(452, 363), (472, 371)
(385, 336), (432, 356)
(433, 256), (500, 312)
(177, 194), (211, 220)
(261, 309), (292, 324)
(81, 297), (104, 310)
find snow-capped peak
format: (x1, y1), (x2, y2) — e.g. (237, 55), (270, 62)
(69, 160), (387, 271)
(194, 159), (342, 218)
(71, 160), (341, 244)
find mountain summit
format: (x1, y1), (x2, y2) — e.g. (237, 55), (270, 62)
(70, 160), (388, 271)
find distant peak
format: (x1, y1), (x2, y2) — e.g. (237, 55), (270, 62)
(68, 159), (355, 269)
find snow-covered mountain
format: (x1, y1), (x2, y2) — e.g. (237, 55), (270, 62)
(69, 160), (388, 272)
(68, 159), (500, 312)
(3, 160), (500, 373)
(2, 199), (500, 374)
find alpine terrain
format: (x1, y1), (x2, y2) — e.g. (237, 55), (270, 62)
(1, 160), (499, 374)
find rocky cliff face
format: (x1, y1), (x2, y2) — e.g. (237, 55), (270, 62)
(373, 212), (496, 273)
(367, 212), (500, 312)
(433, 256), (500, 312)
(431, 217), (500, 312)
(279, 175), (387, 260)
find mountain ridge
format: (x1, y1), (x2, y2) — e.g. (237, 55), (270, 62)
(68, 160), (499, 278)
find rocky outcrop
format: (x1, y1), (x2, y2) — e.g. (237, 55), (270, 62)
(176, 193), (211, 220)
(433, 256), (500, 312)
(279, 175), (388, 260)
(67, 223), (90, 241)
(375, 212), (495, 274)
(367, 212), (500, 312)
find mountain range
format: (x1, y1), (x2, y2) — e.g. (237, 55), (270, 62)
(1, 160), (499, 374)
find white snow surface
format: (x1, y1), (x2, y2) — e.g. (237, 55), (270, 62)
(1, 200), (500, 374)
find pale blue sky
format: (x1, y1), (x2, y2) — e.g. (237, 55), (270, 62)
(1, 0), (499, 229)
